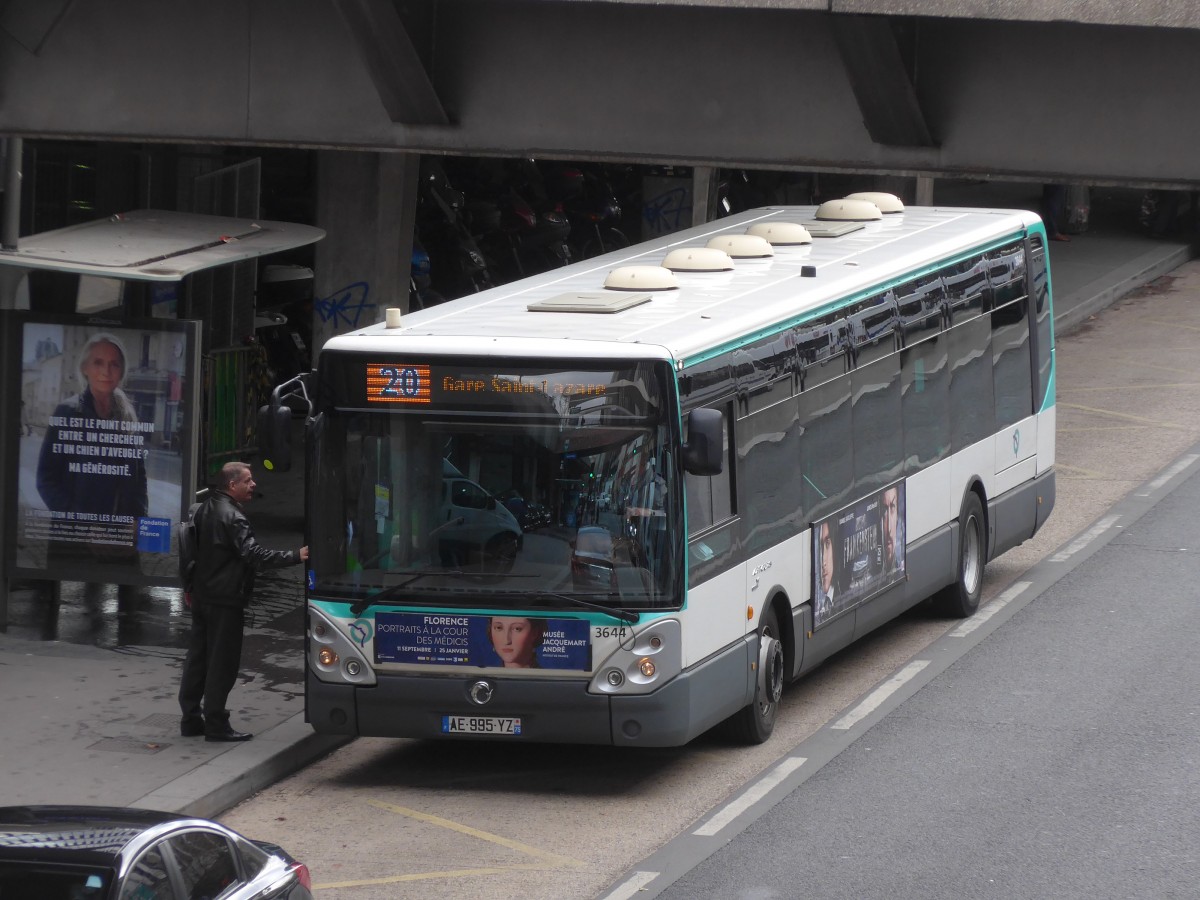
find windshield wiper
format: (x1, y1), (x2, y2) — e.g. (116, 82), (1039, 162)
(527, 591), (640, 625)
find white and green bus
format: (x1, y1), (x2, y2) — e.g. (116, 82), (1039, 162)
(297, 194), (1055, 746)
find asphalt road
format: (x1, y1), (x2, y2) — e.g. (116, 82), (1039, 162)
(657, 445), (1200, 900)
(214, 264), (1200, 899)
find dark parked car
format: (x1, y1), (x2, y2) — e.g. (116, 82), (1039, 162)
(0, 805), (311, 899)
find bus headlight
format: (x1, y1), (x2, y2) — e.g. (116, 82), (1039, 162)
(309, 606), (377, 686)
(589, 619), (681, 695)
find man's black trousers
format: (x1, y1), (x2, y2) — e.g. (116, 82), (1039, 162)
(178, 601), (245, 726)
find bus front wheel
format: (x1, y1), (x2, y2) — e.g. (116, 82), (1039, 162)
(934, 492), (985, 618)
(724, 605), (785, 744)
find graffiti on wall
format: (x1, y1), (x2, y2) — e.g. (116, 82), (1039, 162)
(316, 281), (375, 330)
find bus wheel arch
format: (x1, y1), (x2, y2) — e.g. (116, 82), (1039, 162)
(723, 598), (786, 744)
(934, 485), (987, 618)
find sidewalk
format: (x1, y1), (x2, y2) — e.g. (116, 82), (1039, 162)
(0, 186), (1194, 821)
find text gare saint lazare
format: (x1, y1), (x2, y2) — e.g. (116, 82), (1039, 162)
(441, 376), (607, 397)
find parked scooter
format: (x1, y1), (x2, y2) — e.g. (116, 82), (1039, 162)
(415, 158), (494, 298)
(450, 157), (573, 281)
(546, 162), (630, 259)
(408, 237), (446, 311)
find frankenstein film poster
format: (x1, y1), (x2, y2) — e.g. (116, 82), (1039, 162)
(812, 481), (906, 628)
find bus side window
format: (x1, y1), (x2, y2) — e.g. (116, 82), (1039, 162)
(847, 291), (897, 367)
(992, 294), (1032, 429)
(901, 331), (950, 473)
(1028, 235), (1053, 407)
(944, 254), (988, 323)
(798, 355), (853, 522)
(686, 404), (735, 582)
(896, 273), (944, 346)
(987, 240), (1026, 308)
(949, 313), (995, 450)
(740, 386), (804, 556)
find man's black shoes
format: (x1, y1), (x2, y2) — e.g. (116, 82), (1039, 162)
(180, 717), (205, 737)
(205, 728), (253, 742)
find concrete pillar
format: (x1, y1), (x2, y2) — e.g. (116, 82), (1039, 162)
(692, 166), (715, 226)
(915, 175), (935, 206)
(312, 150), (419, 358)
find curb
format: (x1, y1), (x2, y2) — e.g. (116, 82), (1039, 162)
(1054, 241), (1194, 336)
(132, 713), (351, 819)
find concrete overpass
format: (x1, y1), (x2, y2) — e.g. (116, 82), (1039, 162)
(0, 0), (1197, 186)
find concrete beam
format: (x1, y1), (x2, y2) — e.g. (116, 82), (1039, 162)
(556, 0), (1200, 30)
(830, 15), (933, 147)
(332, 0), (449, 125)
(0, 0), (74, 54)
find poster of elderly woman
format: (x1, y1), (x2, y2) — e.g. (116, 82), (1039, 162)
(12, 315), (199, 585)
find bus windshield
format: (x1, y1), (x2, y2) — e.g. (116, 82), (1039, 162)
(310, 361), (682, 615)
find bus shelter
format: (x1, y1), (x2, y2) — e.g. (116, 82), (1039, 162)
(0, 210), (324, 623)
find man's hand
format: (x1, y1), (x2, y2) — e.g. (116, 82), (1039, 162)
(299, 545), (309, 562)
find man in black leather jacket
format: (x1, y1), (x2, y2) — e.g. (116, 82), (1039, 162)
(178, 461), (308, 742)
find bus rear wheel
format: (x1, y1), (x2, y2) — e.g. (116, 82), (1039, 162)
(724, 605), (784, 744)
(934, 492), (985, 618)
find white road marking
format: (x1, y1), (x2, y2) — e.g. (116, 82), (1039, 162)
(831, 660), (930, 731)
(949, 581), (1031, 637)
(1137, 454), (1200, 496)
(1049, 514), (1120, 563)
(601, 871), (660, 900)
(692, 756), (807, 836)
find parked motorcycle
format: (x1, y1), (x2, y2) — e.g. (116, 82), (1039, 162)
(408, 237), (446, 311)
(415, 158), (494, 298)
(547, 162), (630, 259)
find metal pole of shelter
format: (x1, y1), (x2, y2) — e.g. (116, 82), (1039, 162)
(3, 137), (21, 250)
(0, 135), (21, 626)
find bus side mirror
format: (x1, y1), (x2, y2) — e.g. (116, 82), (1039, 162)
(682, 408), (724, 476)
(257, 403), (293, 472)
(257, 373), (312, 473)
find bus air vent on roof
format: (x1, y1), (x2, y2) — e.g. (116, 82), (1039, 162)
(844, 191), (904, 213)
(815, 198), (883, 222)
(528, 291), (654, 313)
(745, 222), (812, 245)
(799, 219), (865, 238)
(662, 247), (734, 272)
(603, 265), (679, 292)
(705, 234), (774, 258)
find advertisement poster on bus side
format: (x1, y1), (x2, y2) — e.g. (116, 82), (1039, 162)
(375, 612), (593, 671)
(812, 481), (906, 628)
(8, 313), (200, 587)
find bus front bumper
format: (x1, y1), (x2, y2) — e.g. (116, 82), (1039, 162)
(306, 637), (753, 747)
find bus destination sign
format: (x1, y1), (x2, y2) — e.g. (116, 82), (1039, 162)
(366, 363), (609, 406)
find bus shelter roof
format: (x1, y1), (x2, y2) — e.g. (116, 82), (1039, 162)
(0, 209), (325, 281)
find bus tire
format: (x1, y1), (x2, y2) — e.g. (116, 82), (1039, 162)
(723, 605), (785, 744)
(934, 491), (985, 618)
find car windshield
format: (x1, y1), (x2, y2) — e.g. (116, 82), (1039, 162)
(310, 360), (683, 613)
(0, 863), (111, 899)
